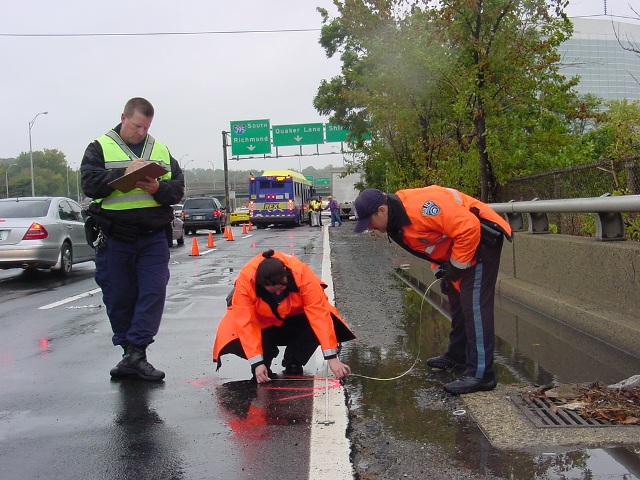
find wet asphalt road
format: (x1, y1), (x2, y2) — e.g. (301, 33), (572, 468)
(4, 223), (640, 480)
(0, 225), (338, 480)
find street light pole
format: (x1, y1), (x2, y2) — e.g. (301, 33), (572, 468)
(178, 154), (190, 195)
(5, 164), (16, 198)
(208, 161), (216, 190)
(182, 158), (193, 194)
(28, 111), (48, 197)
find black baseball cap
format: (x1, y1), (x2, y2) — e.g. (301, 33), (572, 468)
(353, 189), (386, 233)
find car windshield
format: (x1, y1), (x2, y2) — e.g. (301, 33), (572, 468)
(185, 199), (213, 209)
(0, 199), (51, 218)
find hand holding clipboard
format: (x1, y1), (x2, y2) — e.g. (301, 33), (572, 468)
(108, 160), (169, 193)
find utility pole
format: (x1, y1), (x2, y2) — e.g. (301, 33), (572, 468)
(222, 131), (230, 218)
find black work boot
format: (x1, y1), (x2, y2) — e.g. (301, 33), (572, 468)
(283, 356), (304, 375)
(110, 344), (165, 381)
(426, 354), (465, 370)
(109, 345), (129, 378)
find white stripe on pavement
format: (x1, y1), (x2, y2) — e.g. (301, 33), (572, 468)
(39, 288), (102, 310)
(308, 226), (354, 480)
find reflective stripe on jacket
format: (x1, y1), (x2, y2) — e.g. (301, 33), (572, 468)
(95, 133), (172, 210)
(395, 186), (512, 269)
(212, 251), (354, 365)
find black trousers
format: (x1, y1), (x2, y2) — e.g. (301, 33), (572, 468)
(261, 314), (320, 369)
(218, 312), (354, 372)
(444, 237), (503, 381)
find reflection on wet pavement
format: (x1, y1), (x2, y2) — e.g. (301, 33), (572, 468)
(107, 379), (185, 480)
(342, 270), (640, 479)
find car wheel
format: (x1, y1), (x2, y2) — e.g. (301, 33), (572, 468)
(54, 242), (73, 277)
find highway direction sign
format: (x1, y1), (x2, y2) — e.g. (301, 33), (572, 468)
(325, 123), (371, 142)
(230, 119), (271, 156)
(273, 123), (324, 146)
(325, 124), (351, 143)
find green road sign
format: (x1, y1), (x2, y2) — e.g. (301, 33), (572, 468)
(325, 123), (371, 142)
(315, 177), (330, 186)
(305, 175), (314, 183)
(325, 124), (350, 143)
(272, 123), (324, 146)
(230, 119), (271, 156)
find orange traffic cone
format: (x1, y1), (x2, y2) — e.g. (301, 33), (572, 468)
(223, 225), (230, 239)
(242, 223), (248, 234)
(189, 237), (200, 256)
(226, 226), (235, 241)
(206, 231), (215, 248)
(248, 221), (253, 231)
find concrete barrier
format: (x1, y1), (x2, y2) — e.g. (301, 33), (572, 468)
(497, 233), (640, 358)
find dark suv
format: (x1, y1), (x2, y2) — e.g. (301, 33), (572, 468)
(181, 197), (226, 234)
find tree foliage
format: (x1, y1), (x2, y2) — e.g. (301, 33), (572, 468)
(314, 0), (600, 201)
(1, 149), (76, 198)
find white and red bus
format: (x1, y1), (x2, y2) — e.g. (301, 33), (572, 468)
(248, 170), (314, 228)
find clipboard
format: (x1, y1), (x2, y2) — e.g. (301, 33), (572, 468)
(108, 162), (169, 193)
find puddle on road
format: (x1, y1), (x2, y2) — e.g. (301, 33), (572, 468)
(341, 269), (640, 479)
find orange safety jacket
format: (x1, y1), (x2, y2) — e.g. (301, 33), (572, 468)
(393, 186), (512, 270)
(212, 251), (354, 367)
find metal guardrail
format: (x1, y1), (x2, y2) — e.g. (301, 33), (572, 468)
(489, 194), (640, 241)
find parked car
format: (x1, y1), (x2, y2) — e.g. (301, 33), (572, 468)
(169, 217), (185, 247)
(0, 197), (95, 276)
(229, 206), (250, 226)
(181, 196), (226, 234)
(172, 204), (183, 218)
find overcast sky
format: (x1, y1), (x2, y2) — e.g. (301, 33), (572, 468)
(1, 0), (636, 172)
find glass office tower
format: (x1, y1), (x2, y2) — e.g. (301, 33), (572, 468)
(559, 18), (640, 101)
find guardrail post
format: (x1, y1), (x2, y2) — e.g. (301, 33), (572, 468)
(526, 212), (550, 233)
(505, 212), (525, 232)
(595, 212), (625, 241)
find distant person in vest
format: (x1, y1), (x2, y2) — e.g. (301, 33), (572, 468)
(353, 187), (512, 394)
(81, 97), (185, 381)
(309, 198), (321, 227)
(213, 249), (355, 383)
(316, 196), (324, 226)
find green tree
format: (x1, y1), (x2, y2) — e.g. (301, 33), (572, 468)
(8, 149), (70, 197)
(314, 0), (593, 201)
(602, 99), (640, 193)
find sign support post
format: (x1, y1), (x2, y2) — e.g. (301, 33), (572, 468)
(222, 131), (231, 218)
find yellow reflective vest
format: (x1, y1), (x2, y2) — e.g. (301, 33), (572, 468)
(95, 132), (172, 211)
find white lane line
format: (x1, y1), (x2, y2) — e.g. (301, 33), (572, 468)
(309, 226), (354, 480)
(39, 288), (102, 310)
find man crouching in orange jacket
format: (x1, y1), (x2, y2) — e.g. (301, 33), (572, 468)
(213, 249), (355, 383)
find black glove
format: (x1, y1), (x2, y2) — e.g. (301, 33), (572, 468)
(442, 263), (464, 283)
(437, 263), (464, 295)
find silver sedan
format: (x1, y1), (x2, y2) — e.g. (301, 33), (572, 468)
(0, 197), (95, 276)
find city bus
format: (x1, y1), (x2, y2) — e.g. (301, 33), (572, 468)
(248, 170), (314, 228)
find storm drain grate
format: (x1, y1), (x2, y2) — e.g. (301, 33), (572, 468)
(510, 394), (615, 428)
